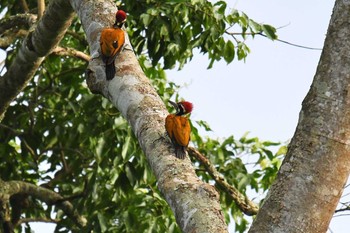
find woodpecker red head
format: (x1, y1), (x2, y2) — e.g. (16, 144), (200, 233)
(100, 10), (127, 80)
(115, 10), (127, 28)
(172, 101), (193, 116)
(165, 100), (193, 159)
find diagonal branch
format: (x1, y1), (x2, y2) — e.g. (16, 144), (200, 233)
(0, 0), (75, 121)
(187, 147), (259, 216)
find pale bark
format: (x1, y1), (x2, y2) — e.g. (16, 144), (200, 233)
(69, 0), (228, 232)
(249, 1), (350, 232)
(0, 0), (75, 121)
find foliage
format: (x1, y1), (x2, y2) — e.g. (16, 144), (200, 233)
(124, 0), (277, 68)
(0, 0), (282, 232)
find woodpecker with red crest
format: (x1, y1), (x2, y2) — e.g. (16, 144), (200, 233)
(165, 100), (193, 159)
(100, 10), (127, 80)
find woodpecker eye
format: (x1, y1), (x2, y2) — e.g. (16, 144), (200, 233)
(178, 104), (185, 114)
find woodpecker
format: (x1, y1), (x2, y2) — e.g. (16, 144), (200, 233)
(165, 100), (193, 159)
(100, 10), (127, 80)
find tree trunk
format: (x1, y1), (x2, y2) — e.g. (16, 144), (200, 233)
(249, 1), (350, 232)
(69, 0), (228, 232)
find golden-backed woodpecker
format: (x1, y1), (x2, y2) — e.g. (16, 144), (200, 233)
(100, 10), (126, 80)
(165, 100), (193, 159)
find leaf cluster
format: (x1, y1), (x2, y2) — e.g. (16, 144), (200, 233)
(124, 0), (277, 69)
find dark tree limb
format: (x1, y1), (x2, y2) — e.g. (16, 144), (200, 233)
(0, 14), (37, 35)
(0, 14), (37, 49)
(0, 0), (75, 121)
(0, 179), (87, 228)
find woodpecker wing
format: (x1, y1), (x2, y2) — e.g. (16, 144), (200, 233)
(100, 27), (125, 64)
(165, 114), (175, 141)
(165, 114), (189, 159)
(173, 116), (190, 147)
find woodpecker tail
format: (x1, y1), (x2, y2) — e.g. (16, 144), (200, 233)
(175, 146), (187, 159)
(105, 62), (116, 80)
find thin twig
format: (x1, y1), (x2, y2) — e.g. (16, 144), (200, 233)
(335, 205), (350, 213)
(226, 31), (322, 50)
(0, 123), (23, 136)
(187, 147), (259, 216)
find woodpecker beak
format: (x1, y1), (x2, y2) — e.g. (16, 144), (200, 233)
(168, 100), (179, 113)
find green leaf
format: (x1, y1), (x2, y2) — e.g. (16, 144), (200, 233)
(262, 24), (277, 40)
(224, 40), (235, 63)
(140, 13), (152, 27)
(160, 24), (169, 37)
(248, 19), (262, 32)
(125, 163), (136, 186)
(122, 136), (131, 159)
(196, 120), (212, 131)
(97, 213), (108, 232)
(276, 145), (288, 156)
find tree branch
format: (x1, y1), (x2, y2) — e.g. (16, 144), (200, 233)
(0, 14), (37, 49)
(0, 0), (75, 121)
(335, 205), (350, 213)
(0, 30), (29, 49)
(0, 196), (13, 233)
(19, 0), (29, 13)
(16, 217), (59, 226)
(37, 0), (45, 19)
(70, 0), (228, 232)
(0, 179), (87, 228)
(187, 147), (259, 216)
(0, 14), (37, 35)
(0, 123), (23, 136)
(51, 46), (90, 62)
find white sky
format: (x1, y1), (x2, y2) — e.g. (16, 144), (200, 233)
(15, 0), (347, 232)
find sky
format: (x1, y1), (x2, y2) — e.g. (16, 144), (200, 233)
(13, 0), (348, 232)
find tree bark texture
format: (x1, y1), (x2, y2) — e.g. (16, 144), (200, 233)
(249, 1), (350, 232)
(0, 0), (75, 121)
(69, 0), (228, 232)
